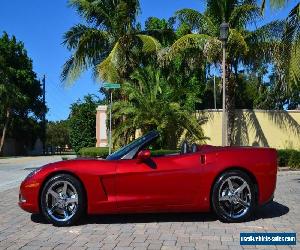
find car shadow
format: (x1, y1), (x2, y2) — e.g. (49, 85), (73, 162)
(31, 201), (289, 226)
(253, 201), (289, 220)
(31, 212), (217, 225)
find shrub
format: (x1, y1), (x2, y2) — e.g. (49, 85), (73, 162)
(288, 150), (300, 169)
(77, 147), (178, 158)
(277, 149), (294, 167)
(78, 147), (109, 158)
(69, 95), (101, 153)
(277, 149), (300, 169)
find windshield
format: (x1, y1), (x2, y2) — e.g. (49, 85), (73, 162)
(106, 130), (159, 160)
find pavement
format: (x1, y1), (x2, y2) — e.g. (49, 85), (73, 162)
(0, 156), (299, 250)
(0, 155), (75, 192)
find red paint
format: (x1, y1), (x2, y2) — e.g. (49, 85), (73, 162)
(19, 146), (277, 215)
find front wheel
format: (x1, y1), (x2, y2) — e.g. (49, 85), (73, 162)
(40, 174), (85, 226)
(211, 170), (256, 222)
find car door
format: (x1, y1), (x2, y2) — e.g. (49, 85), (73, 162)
(115, 152), (203, 208)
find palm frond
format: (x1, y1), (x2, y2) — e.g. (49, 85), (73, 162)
(68, 0), (140, 37)
(136, 34), (161, 53)
(168, 34), (213, 57)
(261, 0), (289, 12)
(283, 3), (300, 47)
(142, 29), (177, 46)
(282, 3), (300, 87)
(97, 35), (161, 82)
(97, 42), (120, 82)
(61, 28), (109, 83)
(61, 56), (82, 85)
(63, 24), (91, 50)
(288, 42), (300, 87)
(247, 20), (285, 42)
(175, 8), (217, 35)
(169, 102), (207, 142)
(68, 0), (111, 26)
(244, 20), (285, 66)
(111, 66), (208, 148)
(229, 4), (262, 29)
(227, 29), (249, 59)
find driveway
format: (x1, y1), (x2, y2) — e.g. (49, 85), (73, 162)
(0, 155), (75, 192)
(0, 159), (299, 249)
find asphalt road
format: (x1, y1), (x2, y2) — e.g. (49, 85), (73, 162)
(0, 155), (76, 192)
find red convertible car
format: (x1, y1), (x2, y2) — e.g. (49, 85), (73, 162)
(19, 131), (277, 226)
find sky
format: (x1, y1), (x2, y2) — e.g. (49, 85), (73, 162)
(0, 0), (298, 121)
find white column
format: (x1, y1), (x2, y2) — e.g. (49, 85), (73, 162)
(96, 105), (108, 147)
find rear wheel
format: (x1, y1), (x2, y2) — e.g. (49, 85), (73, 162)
(40, 174), (85, 226)
(212, 170), (256, 222)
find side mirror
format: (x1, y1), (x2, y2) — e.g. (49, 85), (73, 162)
(137, 149), (151, 162)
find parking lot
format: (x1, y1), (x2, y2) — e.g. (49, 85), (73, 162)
(0, 157), (299, 249)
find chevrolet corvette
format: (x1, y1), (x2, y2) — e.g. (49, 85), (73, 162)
(19, 130), (277, 226)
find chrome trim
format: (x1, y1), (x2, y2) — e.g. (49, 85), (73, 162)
(218, 176), (251, 219)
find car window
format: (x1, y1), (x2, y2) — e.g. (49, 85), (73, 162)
(106, 131), (159, 160)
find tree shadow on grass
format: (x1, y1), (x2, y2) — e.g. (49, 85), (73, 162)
(31, 201), (288, 226)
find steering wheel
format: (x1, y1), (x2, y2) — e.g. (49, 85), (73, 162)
(180, 141), (190, 154)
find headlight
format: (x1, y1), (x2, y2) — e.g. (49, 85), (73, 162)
(19, 192), (26, 203)
(25, 167), (41, 180)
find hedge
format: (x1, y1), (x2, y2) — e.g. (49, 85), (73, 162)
(78, 147), (300, 169)
(78, 147), (110, 158)
(77, 147), (178, 159)
(277, 149), (300, 169)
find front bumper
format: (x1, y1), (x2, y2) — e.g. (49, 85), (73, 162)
(18, 179), (41, 214)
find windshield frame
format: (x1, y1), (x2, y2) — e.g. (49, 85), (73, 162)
(106, 130), (159, 160)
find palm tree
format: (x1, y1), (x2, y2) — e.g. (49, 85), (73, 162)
(261, 0), (289, 10)
(282, 3), (300, 88)
(62, 0), (161, 84)
(112, 66), (207, 149)
(261, 1), (299, 98)
(166, 0), (284, 145)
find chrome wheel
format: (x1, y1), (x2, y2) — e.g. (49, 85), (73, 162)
(218, 176), (252, 220)
(45, 180), (78, 222)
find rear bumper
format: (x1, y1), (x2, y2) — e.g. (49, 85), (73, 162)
(260, 193), (274, 206)
(257, 171), (277, 206)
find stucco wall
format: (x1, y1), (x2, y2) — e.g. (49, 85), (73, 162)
(201, 110), (300, 149)
(95, 107), (300, 149)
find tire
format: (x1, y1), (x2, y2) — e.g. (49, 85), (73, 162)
(211, 170), (256, 223)
(40, 174), (85, 226)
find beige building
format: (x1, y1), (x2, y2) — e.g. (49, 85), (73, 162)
(96, 107), (300, 150)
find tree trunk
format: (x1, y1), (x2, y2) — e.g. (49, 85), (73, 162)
(225, 66), (235, 146)
(0, 108), (11, 155)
